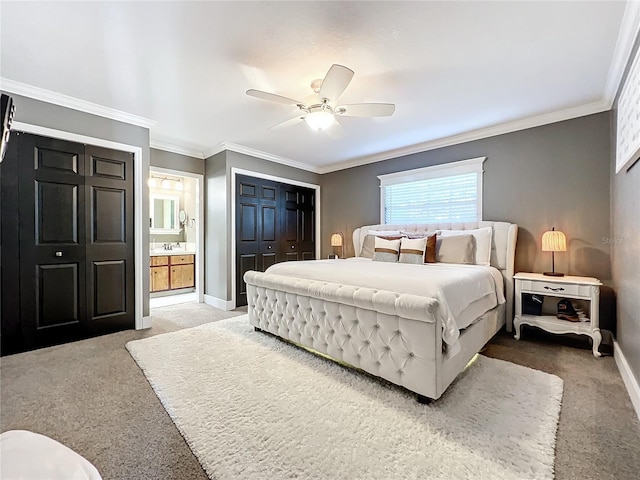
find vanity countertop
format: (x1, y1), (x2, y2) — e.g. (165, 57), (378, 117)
(150, 250), (196, 257)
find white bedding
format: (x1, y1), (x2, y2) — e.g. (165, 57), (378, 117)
(265, 258), (505, 352)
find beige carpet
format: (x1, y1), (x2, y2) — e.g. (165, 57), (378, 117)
(127, 315), (564, 480)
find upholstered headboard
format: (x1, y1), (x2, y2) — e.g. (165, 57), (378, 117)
(352, 221), (518, 331)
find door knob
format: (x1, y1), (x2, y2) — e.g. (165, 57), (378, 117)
(55, 251), (63, 257)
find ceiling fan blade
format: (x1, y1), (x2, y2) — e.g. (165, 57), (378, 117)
(246, 89), (305, 107)
(335, 103), (395, 118)
(318, 64), (354, 102)
(326, 119), (345, 139)
(268, 115), (305, 130)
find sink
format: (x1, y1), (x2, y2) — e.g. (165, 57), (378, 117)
(153, 247), (185, 253)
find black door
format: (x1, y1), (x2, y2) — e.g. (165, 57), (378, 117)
(84, 145), (134, 333)
(235, 174), (316, 306)
(281, 183), (315, 262)
(1, 132), (134, 353)
(18, 133), (88, 347)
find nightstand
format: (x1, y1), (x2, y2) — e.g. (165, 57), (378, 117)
(514, 272), (602, 357)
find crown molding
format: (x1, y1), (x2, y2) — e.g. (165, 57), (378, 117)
(603, 0), (640, 106)
(0, 77), (156, 129)
(203, 141), (320, 173)
(149, 139), (205, 159)
(203, 142), (227, 159)
(317, 99), (610, 174)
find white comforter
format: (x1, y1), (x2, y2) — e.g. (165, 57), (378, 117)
(266, 258), (505, 350)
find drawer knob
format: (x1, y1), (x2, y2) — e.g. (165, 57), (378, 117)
(544, 286), (565, 292)
(55, 251), (63, 257)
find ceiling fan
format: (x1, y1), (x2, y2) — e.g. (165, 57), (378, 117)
(246, 64), (395, 135)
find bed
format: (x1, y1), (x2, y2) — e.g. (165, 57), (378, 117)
(244, 221), (518, 402)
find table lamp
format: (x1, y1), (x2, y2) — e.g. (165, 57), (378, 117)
(330, 232), (344, 259)
(541, 227), (567, 276)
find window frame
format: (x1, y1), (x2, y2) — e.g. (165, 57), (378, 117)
(377, 156), (486, 225)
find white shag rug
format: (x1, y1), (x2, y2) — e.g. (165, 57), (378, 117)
(127, 315), (563, 480)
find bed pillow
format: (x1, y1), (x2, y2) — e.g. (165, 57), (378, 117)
(360, 233), (404, 258)
(424, 233), (438, 263)
(372, 237), (401, 262)
(436, 234), (475, 264)
(403, 232), (437, 263)
(437, 227), (493, 266)
(398, 237), (428, 264)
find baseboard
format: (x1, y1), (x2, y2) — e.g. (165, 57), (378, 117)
(204, 294), (235, 311)
(614, 340), (640, 421)
(141, 315), (152, 330)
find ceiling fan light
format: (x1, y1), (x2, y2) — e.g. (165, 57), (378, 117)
(305, 111), (334, 131)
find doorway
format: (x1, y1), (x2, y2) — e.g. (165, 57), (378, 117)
(148, 167), (204, 308)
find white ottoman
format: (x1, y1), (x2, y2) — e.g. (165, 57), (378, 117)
(0, 430), (102, 480)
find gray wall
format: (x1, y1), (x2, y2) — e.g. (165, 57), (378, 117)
(150, 148), (204, 175)
(205, 150), (319, 301)
(321, 112), (612, 284)
(611, 33), (640, 392)
(5, 93), (152, 317)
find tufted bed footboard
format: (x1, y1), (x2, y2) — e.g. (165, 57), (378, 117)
(244, 270), (504, 401)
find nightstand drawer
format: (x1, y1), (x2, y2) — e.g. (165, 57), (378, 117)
(521, 280), (587, 297)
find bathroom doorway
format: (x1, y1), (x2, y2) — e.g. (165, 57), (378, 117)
(149, 167), (204, 308)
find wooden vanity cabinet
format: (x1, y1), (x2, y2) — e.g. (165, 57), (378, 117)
(150, 254), (195, 292)
(170, 255), (195, 289)
(150, 256), (170, 292)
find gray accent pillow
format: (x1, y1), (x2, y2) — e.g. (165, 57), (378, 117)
(359, 234), (376, 258)
(398, 237), (427, 264)
(372, 237), (401, 262)
(436, 234), (475, 264)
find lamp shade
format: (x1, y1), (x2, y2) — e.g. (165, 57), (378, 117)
(330, 233), (343, 247)
(541, 229), (567, 252)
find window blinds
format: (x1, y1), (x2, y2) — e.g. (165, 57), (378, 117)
(383, 172), (480, 224)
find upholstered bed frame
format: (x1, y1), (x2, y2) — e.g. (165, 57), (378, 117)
(245, 221), (518, 402)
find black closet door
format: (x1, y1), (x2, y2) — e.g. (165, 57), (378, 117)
(235, 174), (316, 307)
(84, 145), (134, 333)
(18, 133), (88, 347)
(236, 175), (280, 306)
(1, 132), (135, 353)
(281, 183), (315, 262)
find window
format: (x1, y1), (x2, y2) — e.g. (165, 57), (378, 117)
(378, 157), (485, 224)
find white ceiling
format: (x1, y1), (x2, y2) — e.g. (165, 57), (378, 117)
(1, 1), (637, 173)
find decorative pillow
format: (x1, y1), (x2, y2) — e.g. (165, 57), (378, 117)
(424, 233), (438, 263)
(372, 237), (401, 262)
(360, 233), (404, 258)
(359, 234), (376, 258)
(402, 232), (437, 263)
(437, 227), (493, 266)
(436, 234), (475, 264)
(398, 237), (428, 264)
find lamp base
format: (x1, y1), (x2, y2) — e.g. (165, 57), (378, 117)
(543, 271), (564, 277)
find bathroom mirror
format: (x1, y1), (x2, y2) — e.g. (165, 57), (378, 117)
(150, 194), (181, 234)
